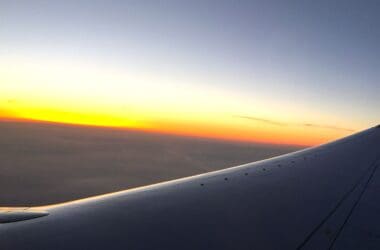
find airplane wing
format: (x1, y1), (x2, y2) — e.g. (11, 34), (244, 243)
(1, 125), (379, 250)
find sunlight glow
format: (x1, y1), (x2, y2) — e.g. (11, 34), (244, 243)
(0, 56), (355, 146)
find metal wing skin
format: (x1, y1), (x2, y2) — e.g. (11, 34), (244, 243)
(1, 126), (379, 250)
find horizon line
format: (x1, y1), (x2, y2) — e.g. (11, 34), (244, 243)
(0, 116), (311, 148)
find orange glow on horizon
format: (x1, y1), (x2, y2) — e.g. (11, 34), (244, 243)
(0, 57), (357, 147)
(0, 111), (352, 147)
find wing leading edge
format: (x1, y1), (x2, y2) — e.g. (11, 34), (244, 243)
(1, 126), (379, 250)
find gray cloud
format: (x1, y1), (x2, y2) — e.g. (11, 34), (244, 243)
(235, 116), (286, 126)
(236, 115), (354, 132)
(0, 121), (301, 206)
(302, 123), (354, 132)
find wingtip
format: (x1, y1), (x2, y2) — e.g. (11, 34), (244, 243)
(0, 208), (49, 223)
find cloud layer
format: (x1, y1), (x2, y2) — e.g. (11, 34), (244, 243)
(237, 115), (354, 132)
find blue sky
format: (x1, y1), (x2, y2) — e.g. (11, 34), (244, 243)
(0, 0), (379, 144)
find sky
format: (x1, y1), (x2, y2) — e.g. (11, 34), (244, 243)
(0, 0), (379, 146)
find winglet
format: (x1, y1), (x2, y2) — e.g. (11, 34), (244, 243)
(0, 208), (49, 223)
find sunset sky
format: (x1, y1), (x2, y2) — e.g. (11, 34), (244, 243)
(1, 0), (379, 146)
